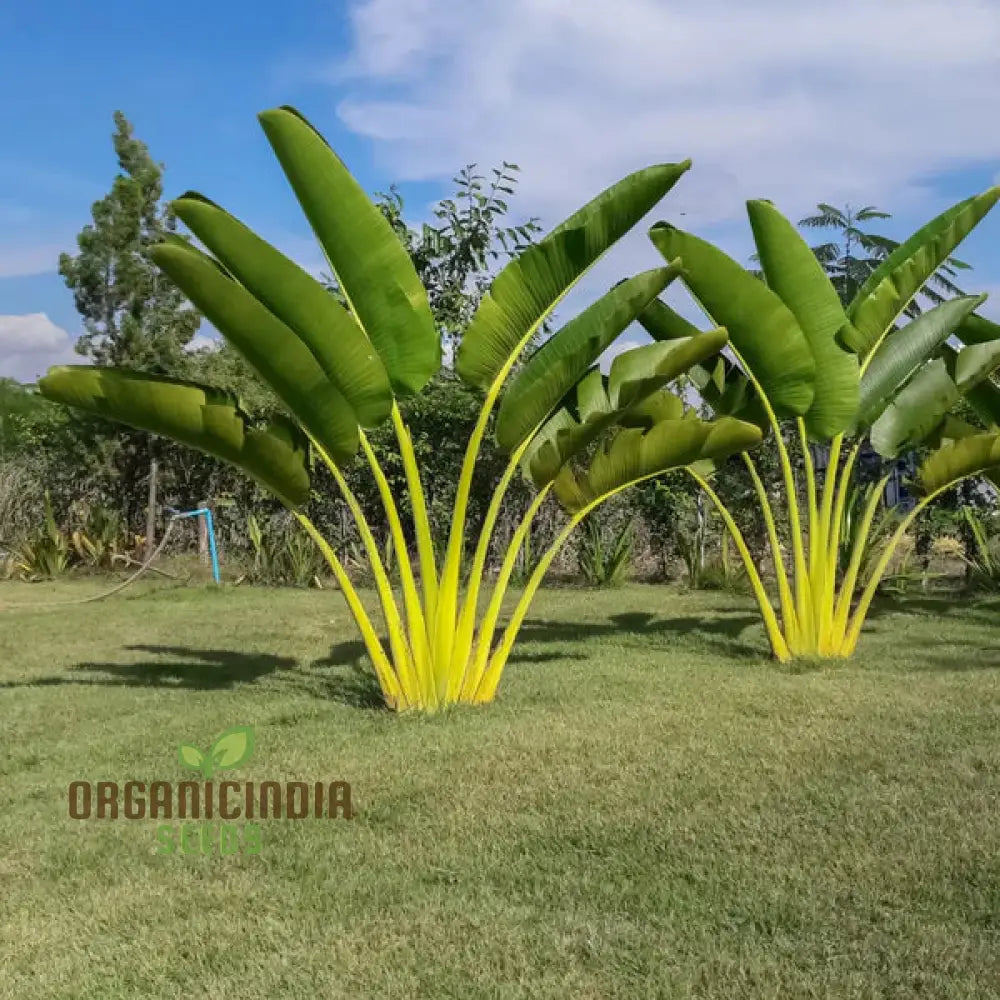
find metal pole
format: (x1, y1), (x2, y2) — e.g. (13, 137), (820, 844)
(203, 508), (221, 585)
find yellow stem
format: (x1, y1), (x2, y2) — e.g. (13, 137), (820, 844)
(832, 473), (889, 638)
(826, 442), (859, 573)
(728, 345), (812, 647)
(449, 434), (536, 701)
(390, 402), (439, 617)
(799, 419), (827, 643)
(359, 431), (432, 703)
(690, 470), (791, 662)
(474, 501), (593, 704)
(295, 513), (405, 710)
(842, 484), (952, 653)
(312, 440), (420, 706)
(461, 484), (552, 700)
(433, 331), (553, 692)
(815, 434), (843, 652)
(742, 453), (798, 644)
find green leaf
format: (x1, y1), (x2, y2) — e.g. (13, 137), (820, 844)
(553, 415), (762, 513)
(171, 193), (393, 428)
(37, 367), (311, 508)
(856, 294), (987, 428)
(746, 199), (859, 438)
(178, 744), (206, 772)
(150, 241), (359, 465)
(210, 726), (255, 770)
(916, 432), (1000, 495)
(524, 330), (729, 485)
(608, 328), (729, 410)
(929, 414), (985, 447)
(953, 311), (1000, 346)
(963, 371), (1000, 428)
(648, 223), (816, 418)
(456, 161), (692, 389)
(258, 106), (440, 396)
(495, 265), (680, 452)
(847, 187), (1000, 356)
(869, 359), (959, 458)
(637, 298), (769, 430)
(946, 339), (1000, 393)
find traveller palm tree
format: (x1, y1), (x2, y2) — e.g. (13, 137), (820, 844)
(39, 106), (761, 709)
(633, 188), (1000, 660)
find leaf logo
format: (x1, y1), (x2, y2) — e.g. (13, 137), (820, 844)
(178, 726), (255, 779)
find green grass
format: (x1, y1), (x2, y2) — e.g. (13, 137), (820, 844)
(2, 578), (1000, 998)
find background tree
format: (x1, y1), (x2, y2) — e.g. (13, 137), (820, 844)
(797, 203), (971, 314)
(325, 162), (544, 360)
(59, 111), (200, 369)
(56, 112), (202, 543)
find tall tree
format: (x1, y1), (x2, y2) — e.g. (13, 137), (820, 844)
(57, 112), (202, 542)
(797, 202), (971, 313)
(59, 111), (200, 369)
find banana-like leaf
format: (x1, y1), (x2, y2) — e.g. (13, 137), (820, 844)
(944, 340), (1000, 393)
(916, 432), (1000, 495)
(869, 359), (958, 458)
(609, 329), (728, 409)
(746, 199), (859, 439)
(37, 367), (311, 508)
(636, 297), (768, 427)
(150, 242), (360, 465)
(962, 368), (1000, 427)
(258, 106), (440, 396)
(171, 193), (393, 428)
(953, 311), (1000, 347)
(846, 187), (1000, 356)
(636, 295), (702, 341)
(648, 223), (816, 418)
(856, 294), (987, 428)
(524, 330), (728, 485)
(456, 161), (692, 389)
(552, 415), (762, 513)
(929, 414), (986, 447)
(495, 265), (679, 452)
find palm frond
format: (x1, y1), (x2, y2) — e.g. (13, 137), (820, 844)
(856, 207), (892, 221)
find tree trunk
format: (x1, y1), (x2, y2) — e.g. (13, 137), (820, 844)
(144, 457), (158, 561)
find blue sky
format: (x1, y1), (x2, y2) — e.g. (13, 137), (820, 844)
(2, 0), (1000, 380)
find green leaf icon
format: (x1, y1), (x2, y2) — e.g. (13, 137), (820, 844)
(178, 744), (206, 773)
(210, 726), (255, 773)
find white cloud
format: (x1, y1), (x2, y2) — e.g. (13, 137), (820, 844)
(323, 0), (1000, 293)
(184, 331), (221, 353)
(317, 0), (1000, 352)
(0, 313), (78, 382)
(331, 0), (1000, 229)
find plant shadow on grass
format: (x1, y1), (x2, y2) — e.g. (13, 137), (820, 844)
(0, 645), (297, 692)
(511, 609), (767, 661)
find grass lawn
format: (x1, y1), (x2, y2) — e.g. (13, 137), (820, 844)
(2, 578), (1000, 998)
